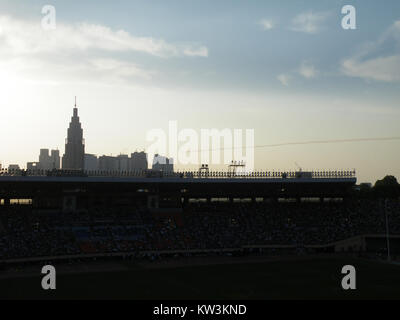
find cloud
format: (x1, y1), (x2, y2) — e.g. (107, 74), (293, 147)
(259, 19), (275, 31)
(183, 46), (209, 57)
(298, 61), (318, 79)
(0, 15), (208, 58)
(0, 15), (208, 86)
(277, 74), (291, 86)
(89, 58), (155, 80)
(276, 62), (317, 86)
(341, 20), (400, 83)
(290, 11), (328, 34)
(342, 55), (400, 82)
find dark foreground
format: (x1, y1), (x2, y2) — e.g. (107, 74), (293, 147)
(1, 256), (399, 300)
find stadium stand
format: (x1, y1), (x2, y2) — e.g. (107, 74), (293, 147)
(0, 200), (399, 260)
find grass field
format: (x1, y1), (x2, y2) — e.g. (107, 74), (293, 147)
(1, 257), (399, 300)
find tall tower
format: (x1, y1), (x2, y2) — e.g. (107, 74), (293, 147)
(62, 98), (85, 170)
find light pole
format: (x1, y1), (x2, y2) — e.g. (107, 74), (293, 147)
(384, 198), (391, 262)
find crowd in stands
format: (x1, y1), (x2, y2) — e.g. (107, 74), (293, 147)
(0, 200), (399, 259)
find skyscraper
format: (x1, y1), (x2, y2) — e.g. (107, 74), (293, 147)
(62, 99), (85, 170)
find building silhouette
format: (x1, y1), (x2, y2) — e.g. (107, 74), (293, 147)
(62, 100), (85, 170)
(27, 149), (60, 170)
(8, 164), (20, 171)
(40, 149), (60, 170)
(90, 152), (148, 172)
(116, 154), (129, 171)
(98, 155), (117, 171)
(26, 162), (39, 170)
(152, 154), (173, 172)
(84, 154), (98, 171)
(130, 151), (148, 171)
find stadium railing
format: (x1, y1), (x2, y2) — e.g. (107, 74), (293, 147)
(0, 168), (357, 179)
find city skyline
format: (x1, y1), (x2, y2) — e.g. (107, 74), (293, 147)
(0, 0), (399, 183)
(8, 102), (174, 173)
(0, 99), (392, 183)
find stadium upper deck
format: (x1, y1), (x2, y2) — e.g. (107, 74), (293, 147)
(0, 169), (356, 208)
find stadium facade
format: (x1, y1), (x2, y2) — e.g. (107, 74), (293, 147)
(0, 171), (356, 211)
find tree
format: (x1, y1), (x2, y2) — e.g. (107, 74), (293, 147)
(374, 175), (399, 198)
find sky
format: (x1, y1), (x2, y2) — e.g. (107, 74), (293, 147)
(0, 0), (399, 183)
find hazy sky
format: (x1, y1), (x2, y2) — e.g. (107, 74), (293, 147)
(0, 0), (399, 183)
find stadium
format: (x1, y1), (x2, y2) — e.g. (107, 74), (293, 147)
(1, 1), (400, 302)
(0, 169), (399, 299)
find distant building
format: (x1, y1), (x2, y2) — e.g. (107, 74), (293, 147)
(38, 149), (60, 170)
(85, 153), (147, 172)
(51, 150), (61, 169)
(84, 154), (98, 171)
(152, 154), (173, 172)
(27, 162), (40, 170)
(130, 151), (148, 171)
(39, 149), (51, 168)
(8, 164), (20, 171)
(116, 154), (129, 171)
(62, 100), (85, 170)
(98, 155), (118, 171)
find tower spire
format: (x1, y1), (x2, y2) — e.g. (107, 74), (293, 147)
(73, 96), (78, 117)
